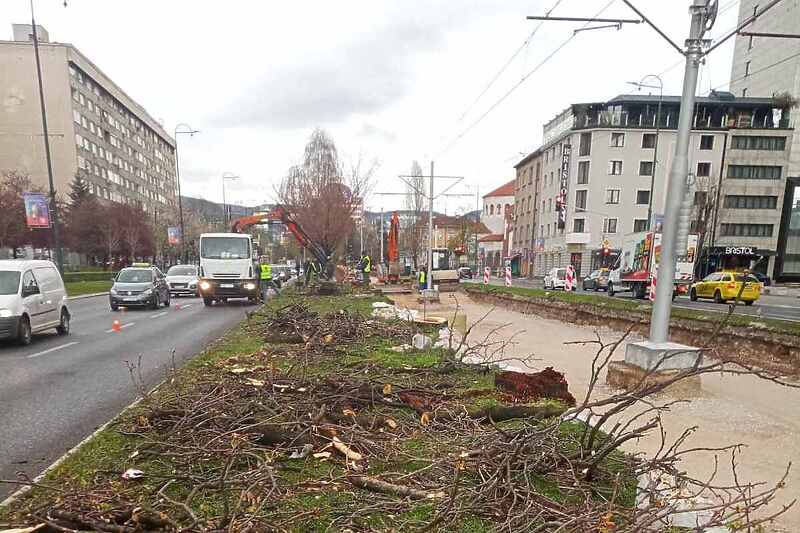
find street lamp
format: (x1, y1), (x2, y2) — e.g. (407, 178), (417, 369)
(627, 74), (664, 231)
(173, 123), (198, 263)
(221, 172), (239, 226)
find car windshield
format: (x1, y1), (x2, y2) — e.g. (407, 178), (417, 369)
(0, 271), (21, 295)
(117, 269), (153, 283)
(201, 237), (251, 259)
(167, 266), (197, 276)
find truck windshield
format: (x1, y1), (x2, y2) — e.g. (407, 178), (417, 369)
(0, 271), (21, 295)
(201, 237), (250, 259)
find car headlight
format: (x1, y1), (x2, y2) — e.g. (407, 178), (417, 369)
(0, 309), (13, 318)
(142, 288), (153, 296)
(199, 281), (211, 291)
(109, 288), (117, 295)
(244, 282), (256, 290)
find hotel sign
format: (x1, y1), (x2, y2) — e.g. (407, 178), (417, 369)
(555, 144), (571, 229)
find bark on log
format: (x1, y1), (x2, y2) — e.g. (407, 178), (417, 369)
(348, 475), (445, 500)
(433, 403), (567, 423)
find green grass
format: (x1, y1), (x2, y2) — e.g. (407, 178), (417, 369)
(467, 284), (800, 336)
(64, 280), (112, 296)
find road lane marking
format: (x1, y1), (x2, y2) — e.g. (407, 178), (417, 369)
(105, 322), (136, 333)
(150, 311), (168, 319)
(181, 304), (193, 310)
(27, 341), (79, 359)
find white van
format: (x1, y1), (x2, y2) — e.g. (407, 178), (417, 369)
(0, 260), (70, 345)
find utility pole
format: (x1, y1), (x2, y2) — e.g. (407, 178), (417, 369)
(30, 2), (63, 274)
(428, 162), (434, 290)
(174, 124), (198, 263)
(380, 207), (384, 265)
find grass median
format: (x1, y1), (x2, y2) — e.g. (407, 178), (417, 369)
(65, 280), (112, 297)
(467, 283), (800, 337)
(0, 289), (637, 531)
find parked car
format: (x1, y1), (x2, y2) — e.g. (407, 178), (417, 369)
(582, 269), (610, 291)
(110, 264), (171, 310)
(544, 267), (574, 290)
(689, 271), (761, 305)
(457, 266), (473, 280)
(165, 264), (199, 297)
(751, 272), (771, 286)
(0, 260), (71, 345)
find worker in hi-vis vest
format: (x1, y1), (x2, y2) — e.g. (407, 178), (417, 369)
(417, 268), (427, 291)
(259, 257), (273, 301)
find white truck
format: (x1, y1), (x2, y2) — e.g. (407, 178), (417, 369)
(608, 231), (698, 300)
(198, 233), (260, 306)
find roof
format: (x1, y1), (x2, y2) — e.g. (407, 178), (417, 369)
(432, 215), (491, 234)
(483, 180), (516, 198)
(602, 93), (779, 107)
(478, 234), (504, 243)
(0, 259), (58, 271)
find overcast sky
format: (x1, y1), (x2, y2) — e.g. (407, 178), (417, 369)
(1, 0), (740, 214)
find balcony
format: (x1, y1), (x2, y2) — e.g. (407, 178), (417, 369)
(566, 232), (591, 245)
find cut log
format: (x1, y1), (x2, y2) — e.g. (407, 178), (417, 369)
(495, 367), (576, 406)
(348, 475), (445, 500)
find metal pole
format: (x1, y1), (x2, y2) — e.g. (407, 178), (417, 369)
(427, 161), (434, 290)
(30, 2), (63, 274)
(649, 1), (706, 343)
(647, 78), (663, 230)
(173, 134), (186, 263)
(380, 207), (384, 264)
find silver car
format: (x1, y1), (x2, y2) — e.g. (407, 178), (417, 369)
(166, 265), (199, 297)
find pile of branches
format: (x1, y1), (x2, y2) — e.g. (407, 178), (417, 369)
(8, 300), (797, 532)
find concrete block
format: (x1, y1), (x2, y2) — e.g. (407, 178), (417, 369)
(606, 361), (701, 395)
(412, 334), (432, 350)
(625, 340), (702, 371)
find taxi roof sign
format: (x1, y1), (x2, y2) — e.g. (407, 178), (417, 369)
(131, 262), (151, 267)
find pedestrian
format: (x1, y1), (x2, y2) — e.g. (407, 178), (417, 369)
(417, 267), (427, 291)
(259, 256), (273, 301)
(361, 253), (372, 286)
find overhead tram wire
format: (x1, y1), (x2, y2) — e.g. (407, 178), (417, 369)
(456, 0), (568, 123)
(436, 0), (618, 158)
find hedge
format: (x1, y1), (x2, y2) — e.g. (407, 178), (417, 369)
(62, 271), (117, 283)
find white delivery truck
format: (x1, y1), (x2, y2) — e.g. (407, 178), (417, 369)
(198, 232), (259, 306)
(608, 231), (698, 300)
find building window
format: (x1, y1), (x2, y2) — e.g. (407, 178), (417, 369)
(694, 191), (708, 206)
(727, 165), (782, 179)
(603, 218), (618, 234)
(720, 223), (773, 237)
(536, 161), (542, 179)
(579, 132), (592, 156)
(642, 133), (656, 149)
(696, 162), (711, 177)
(577, 161), (590, 184)
(608, 160), (623, 175)
(73, 110), (81, 124)
(575, 190), (587, 210)
(633, 219), (648, 232)
(546, 224), (550, 237)
(639, 161), (654, 176)
(548, 198), (552, 212)
(699, 135), (714, 150)
(745, 60), (751, 77)
(731, 136), (786, 150)
(610, 132), (625, 147)
(573, 218), (585, 233)
(490, 205), (494, 215)
(723, 195), (778, 209)
(636, 190), (650, 205)
(605, 189), (620, 204)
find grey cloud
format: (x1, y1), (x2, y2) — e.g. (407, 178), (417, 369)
(357, 123), (397, 143)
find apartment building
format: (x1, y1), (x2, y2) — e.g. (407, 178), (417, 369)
(0, 25), (177, 212)
(729, 1), (800, 280)
(513, 93), (793, 280)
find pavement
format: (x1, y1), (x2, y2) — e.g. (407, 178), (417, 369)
(0, 293), (252, 500)
(465, 277), (800, 323)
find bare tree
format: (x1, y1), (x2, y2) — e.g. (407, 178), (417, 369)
(403, 161), (425, 269)
(278, 129), (374, 259)
(97, 203), (124, 266)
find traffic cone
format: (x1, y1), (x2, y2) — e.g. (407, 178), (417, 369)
(112, 319), (121, 332)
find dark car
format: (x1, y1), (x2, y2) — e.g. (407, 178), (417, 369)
(582, 269), (610, 291)
(751, 272), (771, 286)
(457, 267), (473, 280)
(109, 265), (171, 311)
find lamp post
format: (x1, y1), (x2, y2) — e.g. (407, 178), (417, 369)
(173, 123), (198, 263)
(221, 172), (239, 226)
(627, 74), (663, 231)
(29, 0), (63, 273)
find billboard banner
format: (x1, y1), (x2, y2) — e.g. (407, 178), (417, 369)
(556, 144), (571, 229)
(167, 226), (181, 245)
(22, 192), (51, 228)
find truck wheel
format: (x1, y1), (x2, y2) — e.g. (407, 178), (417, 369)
(714, 290), (724, 304)
(608, 282), (615, 297)
(689, 288), (698, 301)
(744, 300), (754, 306)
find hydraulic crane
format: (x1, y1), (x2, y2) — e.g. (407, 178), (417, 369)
(230, 206), (333, 280)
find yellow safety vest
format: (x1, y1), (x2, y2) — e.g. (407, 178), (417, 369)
(363, 256), (372, 273)
(418, 270), (426, 284)
(260, 264), (272, 280)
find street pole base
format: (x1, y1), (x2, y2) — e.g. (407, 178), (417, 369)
(606, 361), (701, 396)
(625, 340), (702, 371)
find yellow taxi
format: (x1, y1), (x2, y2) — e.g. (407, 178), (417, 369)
(689, 271), (761, 305)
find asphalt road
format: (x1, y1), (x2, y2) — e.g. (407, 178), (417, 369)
(0, 294), (251, 500)
(465, 277), (800, 323)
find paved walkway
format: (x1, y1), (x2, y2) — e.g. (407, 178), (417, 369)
(391, 292), (800, 531)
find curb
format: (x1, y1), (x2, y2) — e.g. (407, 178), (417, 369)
(66, 292), (108, 301)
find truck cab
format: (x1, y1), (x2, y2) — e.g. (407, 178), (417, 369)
(198, 233), (259, 306)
